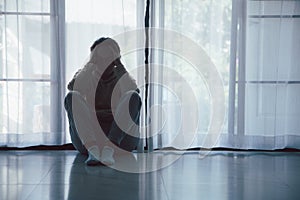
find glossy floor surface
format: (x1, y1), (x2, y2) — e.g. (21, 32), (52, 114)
(0, 150), (299, 200)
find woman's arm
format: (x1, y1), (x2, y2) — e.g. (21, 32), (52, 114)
(67, 69), (82, 90)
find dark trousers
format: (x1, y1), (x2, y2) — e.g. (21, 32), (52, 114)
(64, 91), (141, 154)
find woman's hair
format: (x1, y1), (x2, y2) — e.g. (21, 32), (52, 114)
(90, 37), (109, 52)
(90, 37), (120, 52)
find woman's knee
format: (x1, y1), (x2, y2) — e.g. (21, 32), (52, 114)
(127, 91), (142, 109)
(64, 92), (73, 111)
(64, 91), (84, 110)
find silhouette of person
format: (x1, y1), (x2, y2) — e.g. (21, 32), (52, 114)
(64, 37), (141, 166)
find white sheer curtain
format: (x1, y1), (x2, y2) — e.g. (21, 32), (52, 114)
(241, 0), (300, 149)
(0, 0), (65, 147)
(1, 0), (299, 149)
(150, 0), (300, 150)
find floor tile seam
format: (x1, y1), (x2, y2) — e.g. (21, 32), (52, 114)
(36, 162), (57, 186)
(23, 184), (39, 200)
(24, 184), (71, 200)
(159, 172), (170, 200)
(23, 163), (57, 200)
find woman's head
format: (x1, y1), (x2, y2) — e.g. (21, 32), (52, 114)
(89, 37), (121, 71)
(88, 37), (123, 79)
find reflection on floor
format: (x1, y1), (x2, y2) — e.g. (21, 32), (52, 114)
(0, 150), (299, 200)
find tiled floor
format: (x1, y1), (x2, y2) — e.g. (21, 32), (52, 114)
(0, 150), (299, 200)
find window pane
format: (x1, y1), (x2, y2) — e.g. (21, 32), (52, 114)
(246, 18), (281, 81)
(0, 15), (50, 79)
(245, 83), (300, 136)
(246, 18), (300, 82)
(0, 81), (50, 134)
(245, 84), (277, 136)
(0, 0), (50, 13)
(248, 0), (300, 16)
(285, 84), (300, 134)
